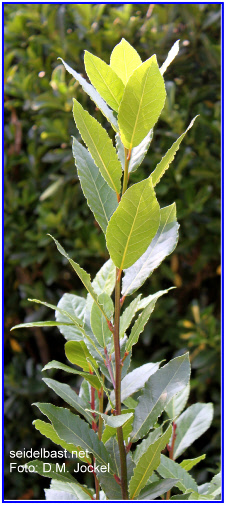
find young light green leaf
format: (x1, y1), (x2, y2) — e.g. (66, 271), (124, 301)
(42, 379), (93, 424)
(173, 402), (214, 460)
(72, 137), (118, 233)
(118, 55), (166, 149)
(137, 478), (179, 500)
(110, 38), (142, 85)
(110, 362), (160, 405)
(49, 235), (109, 322)
(160, 40), (180, 75)
(157, 454), (198, 493)
(65, 340), (97, 372)
(84, 50), (125, 112)
(116, 129), (153, 174)
(165, 383), (190, 419)
(60, 58), (119, 132)
(119, 294), (142, 338)
(151, 116), (198, 187)
(122, 204), (179, 296)
(131, 353), (190, 442)
(33, 419), (91, 463)
(56, 293), (86, 341)
(126, 289), (171, 352)
(73, 99), (122, 197)
(180, 454), (206, 472)
(33, 403), (116, 474)
(42, 361), (101, 390)
(91, 293), (114, 347)
(129, 424), (172, 499)
(106, 177), (160, 270)
(10, 321), (74, 331)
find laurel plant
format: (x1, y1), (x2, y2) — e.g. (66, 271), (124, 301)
(12, 39), (221, 501)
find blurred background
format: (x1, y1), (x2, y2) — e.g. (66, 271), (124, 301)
(4, 3), (221, 500)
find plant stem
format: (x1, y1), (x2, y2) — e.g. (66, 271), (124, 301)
(94, 468), (100, 500)
(98, 378), (104, 441)
(122, 148), (130, 195)
(113, 267), (128, 500)
(166, 422), (177, 500)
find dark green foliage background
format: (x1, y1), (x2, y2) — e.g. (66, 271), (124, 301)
(4, 3), (221, 500)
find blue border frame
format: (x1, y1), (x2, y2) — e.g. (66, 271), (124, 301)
(3, 1), (224, 503)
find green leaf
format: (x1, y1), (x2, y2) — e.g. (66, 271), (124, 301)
(133, 426), (162, 465)
(182, 491), (216, 501)
(73, 99), (122, 196)
(110, 362), (160, 405)
(102, 409), (134, 445)
(65, 340), (97, 372)
(126, 289), (171, 352)
(26, 461), (92, 500)
(123, 397), (138, 409)
(91, 293), (114, 347)
(207, 472), (221, 498)
(122, 204), (179, 296)
(49, 235), (109, 322)
(60, 58), (118, 132)
(56, 293), (86, 341)
(72, 137), (118, 233)
(129, 424), (172, 499)
(26, 459), (76, 483)
(42, 360), (101, 390)
(131, 353), (190, 442)
(137, 478), (179, 500)
(110, 38), (142, 85)
(116, 128), (153, 174)
(33, 419), (91, 463)
(106, 177), (160, 270)
(86, 358), (113, 409)
(101, 412), (133, 428)
(91, 258), (116, 296)
(28, 297), (84, 330)
(118, 55), (166, 149)
(10, 321), (74, 331)
(157, 454), (198, 493)
(102, 438), (133, 499)
(119, 294), (141, 338)
(84, 50), (125, 112)
(28, 297), (102, 364)
(180, 455), (206, 472)
(160, 40), (180, 75)
(173, 402), (214, 459)
(151, 116), (198, 187)
(87, 411), (133, 429)
(42, 379), (93, 424)
(33, 403), (116, 474)
(45, 479), (93, 501)
(165, 383), (190, 420)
